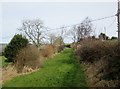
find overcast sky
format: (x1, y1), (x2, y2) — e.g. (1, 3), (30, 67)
(1, 1), (118, 43)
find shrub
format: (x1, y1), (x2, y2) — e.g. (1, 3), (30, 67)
(4, 34), (28, 62)
(75, 45), (95, 62)
(15, 45), (41, 73)
(101, 42), (120, 80)
(57, 45), (64, 53)
(40, 45), (55, 58)
(75, 41), (119, 62)
(75, 41), (99, 62)
(65, 44), (71, 48)
(75, 40), (120, 86)
(111, 36), (117, 40)
(113, 42), (120, 56)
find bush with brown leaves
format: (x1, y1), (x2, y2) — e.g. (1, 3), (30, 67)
(40, 44), (55, 58)
(15, 45), (41, 73)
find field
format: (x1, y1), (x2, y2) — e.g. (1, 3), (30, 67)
(0, 56), (10, 68)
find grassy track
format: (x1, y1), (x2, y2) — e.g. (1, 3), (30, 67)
(3, 48), (87, 87)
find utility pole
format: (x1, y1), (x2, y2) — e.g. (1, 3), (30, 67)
(117, 0), (120, 41)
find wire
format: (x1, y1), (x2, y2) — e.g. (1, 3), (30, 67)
(91, 15), (115, 22)
(107, 17), (116, 28)
(43, 14), (116, 32)
(2, 14), (116, 39)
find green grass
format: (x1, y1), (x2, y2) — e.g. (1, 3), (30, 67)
(0, 56), (10, 68)
(3, 48), (87, 87)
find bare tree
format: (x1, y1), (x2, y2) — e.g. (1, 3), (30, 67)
(77, 17), (93, 42)
(59, 26), (66, 46)
(68, 17), (93, 49)
(68, 26), (78, 49)
(18, 19), (45, 48)
(47, 33), (56, 44)
(70, 26), (78, 43)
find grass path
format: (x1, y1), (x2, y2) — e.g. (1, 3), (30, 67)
(3, 48), (87, 87)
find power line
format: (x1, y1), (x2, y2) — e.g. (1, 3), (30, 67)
(43, 14), (116, 32)
(107, 17), (116, 28)
(2, 14), (116, 39)
(91, 15), (116, 22)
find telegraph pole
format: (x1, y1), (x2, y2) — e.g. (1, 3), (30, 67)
(117, 0), (120, 41)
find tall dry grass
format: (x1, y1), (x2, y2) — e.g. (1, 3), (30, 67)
(15, 44), (56, 73)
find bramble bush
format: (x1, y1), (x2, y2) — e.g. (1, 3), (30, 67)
(102, 42), (120, 80)
(4, 34), (28, 62)
(75, 40), (120, 86)
(75, 41), (118, 62)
